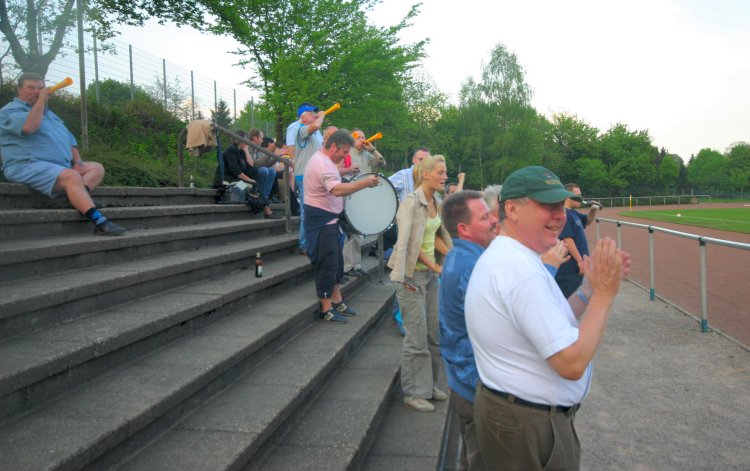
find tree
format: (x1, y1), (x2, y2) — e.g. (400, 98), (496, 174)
(0, 0), (210, 77)
(210, 98), (232, 129)
(198, 0), (424, 140)
(574, 158), (609, 195)
(687, 148), (727, 192)
(549, 113), (600, 181)
(657, 154), (680, 193)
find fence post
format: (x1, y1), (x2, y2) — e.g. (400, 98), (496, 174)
(648, 226), (655, 301)
(616, 221), (622, 248)
(129, 44), (134, 101)
(93, 27), (100, 102)
(595, 218), (600, 241)
(699, 239), (709, 333)
(162, 59), (167, 109)
(190, 71), (195, 120)
(76, 0), (88, 151)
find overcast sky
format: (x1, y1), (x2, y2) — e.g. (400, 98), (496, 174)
(119, 0), (750, 161)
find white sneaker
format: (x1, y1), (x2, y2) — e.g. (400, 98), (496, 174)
(432, 388), (448, 401)
(404, 396), (435, 412)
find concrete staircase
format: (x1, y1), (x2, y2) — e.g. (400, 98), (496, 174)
(0, 183), (452, 470)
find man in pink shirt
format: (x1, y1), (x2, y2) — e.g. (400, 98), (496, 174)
(303, 129), (379, 322)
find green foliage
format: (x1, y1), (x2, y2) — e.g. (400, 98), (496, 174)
(687, 148), (727, 191)
(211, 98), (233, 128)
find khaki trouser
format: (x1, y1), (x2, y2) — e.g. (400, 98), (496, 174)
(397, 270), (440, 399)
(343, 235), (362, 271)
(475, 383), (580, 471)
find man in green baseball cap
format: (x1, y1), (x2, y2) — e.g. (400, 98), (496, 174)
(465, 165), (631, 470)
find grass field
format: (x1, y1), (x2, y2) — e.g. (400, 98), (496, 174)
(619, 207), (750, 234)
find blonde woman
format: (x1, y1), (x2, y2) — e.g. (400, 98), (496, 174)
(388, 154), (452, 412)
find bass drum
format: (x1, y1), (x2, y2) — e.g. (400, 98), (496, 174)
(340, 173), (398, 236)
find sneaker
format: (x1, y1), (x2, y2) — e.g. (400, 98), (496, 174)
(404, 396), (435, 412)
(344, 269), (362, 277)
(354, 268), (368, 276)
(94, 220), (126, 236)
(431, 388), (448, 401)
(318, 309), (348, 323)
(333, 302), (357, 317)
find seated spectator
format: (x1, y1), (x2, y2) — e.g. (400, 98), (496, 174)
(0, 72), (125, 235)
(246, 128), (277, 205)
(261, 135), (299, 215)
(215, 130), (277, 219)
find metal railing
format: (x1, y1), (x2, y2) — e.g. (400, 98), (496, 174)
(588, 195), (712, 208)
(595, 217), (750, 335)
(177, 122), (293, 234)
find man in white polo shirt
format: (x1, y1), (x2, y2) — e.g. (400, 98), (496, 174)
(465, 166), (630, 470)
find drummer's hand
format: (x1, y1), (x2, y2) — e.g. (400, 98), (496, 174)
(362, 174), (379, 188)
(350, 164), (360, 173)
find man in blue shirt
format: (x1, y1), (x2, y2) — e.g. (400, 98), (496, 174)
(439, 190), (498, 471)
(555, 183), (600, 297)
(0, 73), (125, 235)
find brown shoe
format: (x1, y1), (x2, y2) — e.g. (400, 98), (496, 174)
(404, 396), (435, 412)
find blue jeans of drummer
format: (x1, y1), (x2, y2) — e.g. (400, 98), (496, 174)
(397, 269), (440, 399)
(296, 175), (306, 250)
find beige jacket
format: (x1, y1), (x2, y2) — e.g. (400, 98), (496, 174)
(388, 186), (452, 282)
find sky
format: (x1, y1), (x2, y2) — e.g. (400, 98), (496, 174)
(118, 0), (750, 161)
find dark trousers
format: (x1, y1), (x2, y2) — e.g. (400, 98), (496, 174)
(313, 223), (344, 299)
(474, 383), (580, 471)
(555, 273), (583, 299)
(450, 389), (484, 471)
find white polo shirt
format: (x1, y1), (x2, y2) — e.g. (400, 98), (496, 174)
(465, 235), (592, 406)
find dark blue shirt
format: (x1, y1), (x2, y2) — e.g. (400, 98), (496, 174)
(439, 238), (484, 403)
(556, 209), (588, 277)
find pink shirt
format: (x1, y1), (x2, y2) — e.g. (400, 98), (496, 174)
(304, 150), (343, 218)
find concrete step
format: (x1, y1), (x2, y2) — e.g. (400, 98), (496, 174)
(0, 203), (290, 239)
(0, 218), (293, 283)
(361, 370), (452, 471)
(0, 252), (313, 420)
(0, 233), (298, 340)
(0, 183), (218, 209)
(0, 267), (388, 471)
(251, 314), (402, 471)
(113, 276), (396, 471)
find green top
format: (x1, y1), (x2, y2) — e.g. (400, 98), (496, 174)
(415, 213), (441, 271)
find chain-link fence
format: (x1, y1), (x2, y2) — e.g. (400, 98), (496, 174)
(4, 24), (275, 136)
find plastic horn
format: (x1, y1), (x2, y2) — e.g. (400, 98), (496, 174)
(323, 103), (341, 115)
(364, 132), (383, 143)
(48, 77), (73, 93)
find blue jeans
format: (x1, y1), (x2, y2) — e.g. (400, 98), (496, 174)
(296, 175), (305, 250)
(256, 166), (276, 200)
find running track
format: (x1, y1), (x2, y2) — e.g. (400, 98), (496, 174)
(588, 203), (750, 348)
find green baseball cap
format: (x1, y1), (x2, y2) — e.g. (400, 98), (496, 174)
(500, 166), (576, 203)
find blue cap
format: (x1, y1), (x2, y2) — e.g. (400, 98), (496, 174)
(297, 102), (319, 117)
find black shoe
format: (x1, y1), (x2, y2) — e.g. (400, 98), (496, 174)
(269, 196), (282, 204)
(94, 220), (126, 236)
(355, 268), (368, 276)
(333, 302), (357, 317)
(319, 308), (348, 323)
(345, 269), (362, 277)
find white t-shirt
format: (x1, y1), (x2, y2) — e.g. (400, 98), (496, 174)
(465, 236), (592, 406)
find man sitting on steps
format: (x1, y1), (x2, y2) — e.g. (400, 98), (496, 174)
(0, 72), (126, 235)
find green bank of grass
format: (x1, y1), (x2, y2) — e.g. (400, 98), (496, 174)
(618, 208), (750, 234)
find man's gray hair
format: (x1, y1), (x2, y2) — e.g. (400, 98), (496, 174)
(17, 72), (43, 88)
(483, 184), (503, 211)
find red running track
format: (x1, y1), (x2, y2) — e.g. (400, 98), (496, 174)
(588, 203), (750, 348)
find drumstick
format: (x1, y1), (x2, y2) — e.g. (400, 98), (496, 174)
(364, 132), (382, 143)
(48, 77), (73, 93)
(324, 103), (341, 115)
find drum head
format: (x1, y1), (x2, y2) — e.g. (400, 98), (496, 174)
(343, 173), (398, 236)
